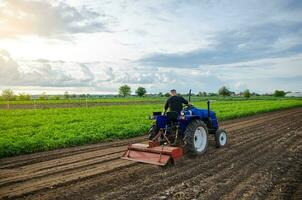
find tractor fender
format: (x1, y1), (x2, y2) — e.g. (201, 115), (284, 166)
(179, 115), (202, 133)
(186, 115), (202, 122)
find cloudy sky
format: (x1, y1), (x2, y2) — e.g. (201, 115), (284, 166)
(0, 0), (301, 94)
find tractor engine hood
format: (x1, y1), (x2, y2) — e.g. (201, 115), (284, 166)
(182, 107), (216, 118)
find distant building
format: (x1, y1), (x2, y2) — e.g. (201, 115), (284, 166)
(285, 92), (302, 97)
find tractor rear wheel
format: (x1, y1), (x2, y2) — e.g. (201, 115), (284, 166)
(184, 120), (208, 156)
(148, 124), (159, 140)
(215, 129), (228, 148)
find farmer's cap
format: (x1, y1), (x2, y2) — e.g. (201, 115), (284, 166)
(170, 89), (176, 93)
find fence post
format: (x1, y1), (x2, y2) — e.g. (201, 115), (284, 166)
(34, 99), (36, 110)
(86, 97), (88, 108)
(7, 100), (9, 110)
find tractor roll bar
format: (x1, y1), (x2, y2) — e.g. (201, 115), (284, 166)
(207, 100), (216, 118)
(207, 100), (210, 118)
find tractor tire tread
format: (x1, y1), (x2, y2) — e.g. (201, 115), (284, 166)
(184, 119), (209, 156)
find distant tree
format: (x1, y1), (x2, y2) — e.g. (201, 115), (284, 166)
(243, 89), (251, 98)
(218, 86), (231, 97)
(54, 96), (60, 100)
(119, 85), (131, 97)
(79, 94), (87, 98)
(1, 89), (16, 101)
(49, 95), (60, 100)
(39, 92), (48, 100)
(207, 92), (217, 97)
(164, 92), (170, 97)
(135, 87), (147, 97)
(64, 91), (70, 99)
(18, 93), (31, 101)
(251, 92), (260, 96)
(71, 94), (77, 99)
(198, 91), (207, 97)
(158, 92), (163, 97)
(274, 90), (286, 97)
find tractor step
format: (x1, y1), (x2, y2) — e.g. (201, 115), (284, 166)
(121, 143), (183, 166)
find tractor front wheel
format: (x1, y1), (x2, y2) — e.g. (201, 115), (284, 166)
(184, 120), (208, 156)
(215, 129), (228, 148)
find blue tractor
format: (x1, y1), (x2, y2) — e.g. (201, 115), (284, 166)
(122, 93), (228, 166)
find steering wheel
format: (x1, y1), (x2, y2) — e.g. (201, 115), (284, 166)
(183, 104), (194, 111)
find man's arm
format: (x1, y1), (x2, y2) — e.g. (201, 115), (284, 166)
(181, 96), (189, 105)
(164, 98), (170, 112)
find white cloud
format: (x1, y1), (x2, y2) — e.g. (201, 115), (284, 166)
(0, 50), (99, 88)
(0, 0), (106, 38)
(202, 54), (302, 93)
(204, 54), (302, 80)
(0, 49), (21, 84)
(0, 0), (301, 94)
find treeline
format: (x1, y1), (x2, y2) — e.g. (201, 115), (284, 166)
(118, 85), (291, 98)
(0, 86), (292, 101)
(0, 89), (90, 101)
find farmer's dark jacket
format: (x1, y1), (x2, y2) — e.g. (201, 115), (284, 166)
(164, 96), (189, 113)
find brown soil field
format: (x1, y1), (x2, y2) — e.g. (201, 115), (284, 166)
(0, 108), (301, 200)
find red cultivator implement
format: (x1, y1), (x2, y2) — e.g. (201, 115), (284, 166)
(121, 141), (183, 166)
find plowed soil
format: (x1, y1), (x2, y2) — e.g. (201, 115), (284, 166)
(0, 108), (301, 200)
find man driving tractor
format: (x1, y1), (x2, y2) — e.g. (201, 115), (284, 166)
(164, 89), (190, 114)
(122, 89), (228, 166)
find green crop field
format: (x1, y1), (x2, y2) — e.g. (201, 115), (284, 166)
(0, 95), (299, 105)
(0, 99), (301, 158)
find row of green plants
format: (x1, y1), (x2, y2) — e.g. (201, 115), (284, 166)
(0, 95), (300, 105)
(0, 99), (301, 158)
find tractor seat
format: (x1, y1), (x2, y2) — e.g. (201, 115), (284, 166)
(166, 111), (178, 122)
